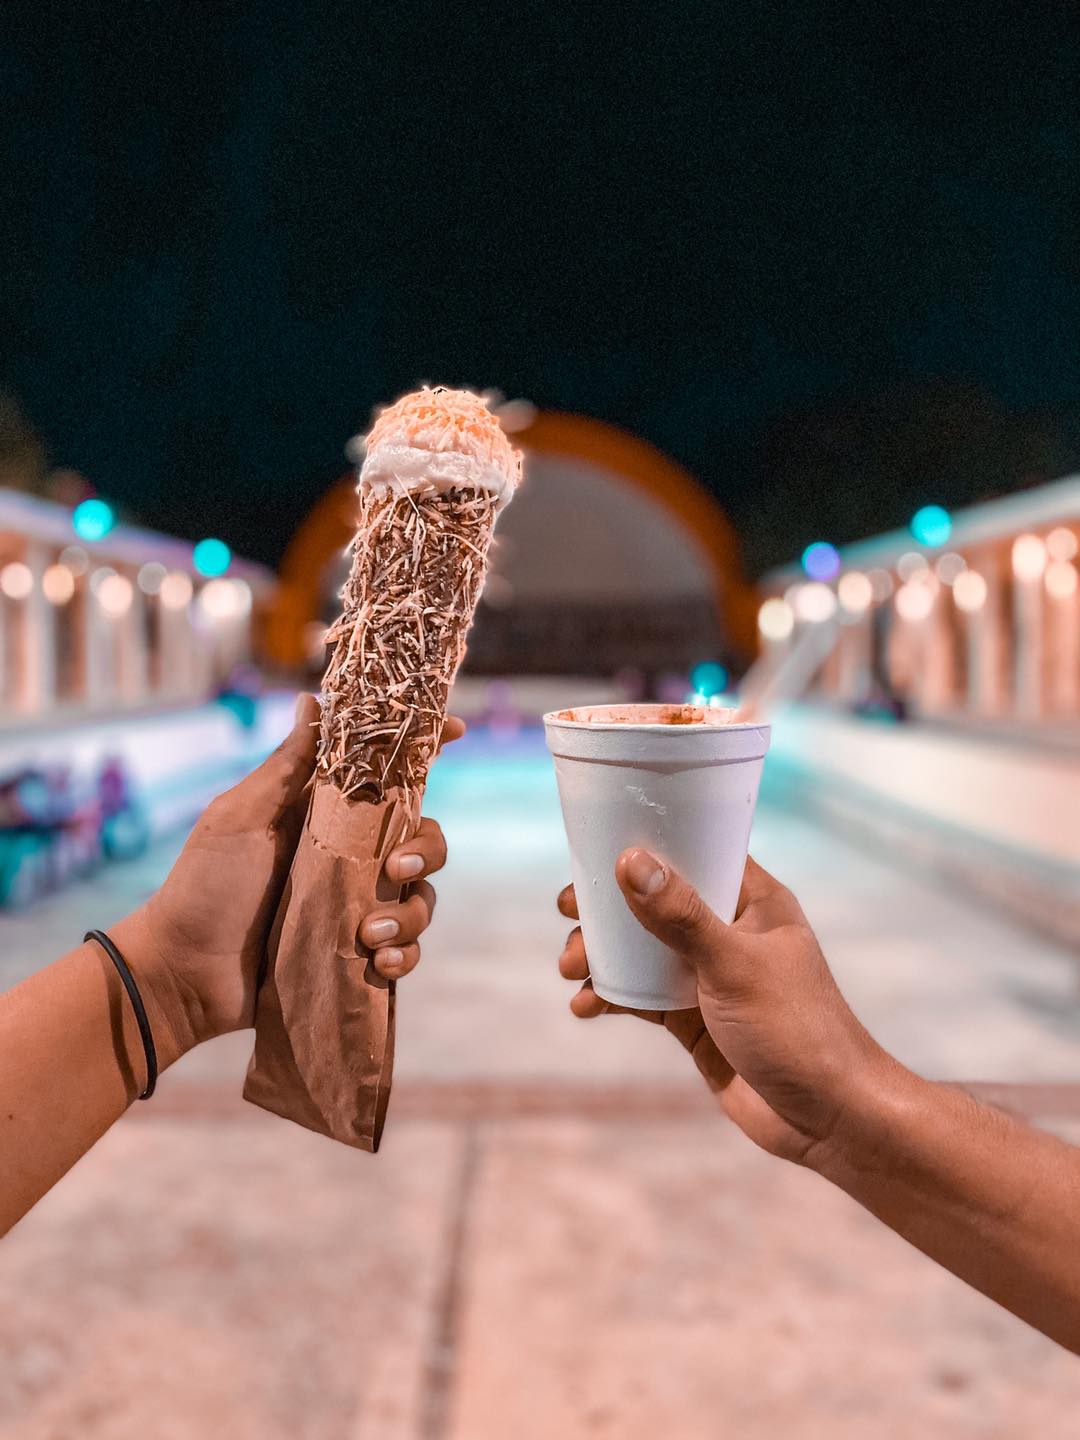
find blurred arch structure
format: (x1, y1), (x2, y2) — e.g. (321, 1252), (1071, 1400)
(266, 411), (757, 679)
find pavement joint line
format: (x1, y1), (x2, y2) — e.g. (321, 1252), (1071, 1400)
(415, 1123), (481, 1440)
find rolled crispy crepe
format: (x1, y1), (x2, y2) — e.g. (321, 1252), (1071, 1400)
(244, 387), (522, 1147)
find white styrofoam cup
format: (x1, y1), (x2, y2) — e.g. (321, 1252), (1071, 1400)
(544, 704), (771, 1010)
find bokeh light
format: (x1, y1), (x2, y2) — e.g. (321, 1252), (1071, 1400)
(1046, 527), (1078, 563)
(72, 498), (116, 542)
(690, 660), (728, 697)
(953, 570), (988, 614)
(98, 573), (134, 618)
(897, 551), (929, 581)
(59, 545), (89, 576)
(801, 541), (841, 582)
(837, 571), (873, 614)
(193, 538), (232, 577)
(138, 561), (167, 595)
(42, 565), (76, 605)
(0, 562), (34, 600)
(895, 581), (934, 622)
(197, 578), (252, 621)
(868, 568), (894, 602)
(934, 552), (967, 585)
(758, 597), (794, 642)
(1012, 534), (1047, 583)
(793, 582), (837, 624)
(910, 505), (952, 548)
(159, 571), (194, 609)
(1046, 561), (1078, 601)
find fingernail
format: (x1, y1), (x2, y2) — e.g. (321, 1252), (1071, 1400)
(366, 917), (399, 942)
(377, 947), (405, 968)
(394, 853), (424, 879)
(625, 848), (667, 897)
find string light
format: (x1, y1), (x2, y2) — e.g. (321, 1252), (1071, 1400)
(895, 582), (934, 622)
(159, 572), (194, 609)
(0, 562), (33, 600)
(910, 505), (953, 548)
(953, 570), (988, 613)
(837, 571), (873, 614)
(42, 565), (76, 605)
(59, 545), (89, 576)
(72, 498), (116, 542)
(192, 538), (231, 577)
(98, 574), (134, 618)
(758, 597), (794, 642)
(197, 578), (252, 621)
(793, 583), (837, 624)
(1012, 534), (1047, 583)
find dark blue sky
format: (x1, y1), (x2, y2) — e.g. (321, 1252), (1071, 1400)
(2, 2), (1078, 573)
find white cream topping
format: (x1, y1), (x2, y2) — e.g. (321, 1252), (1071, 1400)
(357, 441), (516, 506)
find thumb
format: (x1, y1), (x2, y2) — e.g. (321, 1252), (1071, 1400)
(615, 848), (727, 963)
(252, 692), (320, 810)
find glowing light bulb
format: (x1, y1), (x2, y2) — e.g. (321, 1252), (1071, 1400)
(72, 498), (116, 542)
(1012, 534), (1047, 583)
(42, 565), (76, 605)
(910, 505), (952, 548)
(98, 574), (133, 618)
(837, 571), (873, 614)
(801, 542), (840, 582)
(794, 583), (837, 624)
(192, 538), (231, 577)
(758, 597), (794, 642)
(0, 562), (33, 600)
(197, 578), (251, 620)
(953, 570), (988, 614)
(895, 582), (934, 622)
(160, 572), (194, 609)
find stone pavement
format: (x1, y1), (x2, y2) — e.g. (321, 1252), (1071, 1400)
(2, 729), (1080, 1437)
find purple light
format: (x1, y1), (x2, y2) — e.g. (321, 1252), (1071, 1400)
(801, 542), (840, 582)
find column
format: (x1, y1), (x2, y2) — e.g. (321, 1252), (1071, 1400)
(18, 542), (55, 714)
(1012, 535), (1047, 722)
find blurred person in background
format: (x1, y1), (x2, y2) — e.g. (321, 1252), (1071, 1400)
(558, 850), (1080, 1355)
(0, 696), (457, 1236)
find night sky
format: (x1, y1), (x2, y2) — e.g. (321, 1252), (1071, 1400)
(2, 3), (1078, 576)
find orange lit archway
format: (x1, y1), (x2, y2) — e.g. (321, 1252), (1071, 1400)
(266, 411), (757, 666)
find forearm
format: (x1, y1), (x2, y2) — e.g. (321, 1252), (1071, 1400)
(0, 912), (194, 1235)
(818, 1061), (1080, 1351)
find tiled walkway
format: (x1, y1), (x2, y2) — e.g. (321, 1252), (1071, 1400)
(2, 731), (1080, 1437)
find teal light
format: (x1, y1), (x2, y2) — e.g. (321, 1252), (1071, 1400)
(690, 661), (729, 697)
(911, 505), (952, 548)
(72, 498), (116, 542)
(192, 538), (232, 577)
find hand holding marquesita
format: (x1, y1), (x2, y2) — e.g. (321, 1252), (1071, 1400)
(244, 386), (522, 1149)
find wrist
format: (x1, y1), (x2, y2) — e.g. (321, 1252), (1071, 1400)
(106, 909), (203, 1071)
(807, 1043), (934, 1186)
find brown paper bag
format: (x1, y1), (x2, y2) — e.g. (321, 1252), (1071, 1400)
(243, 781), (420, 1149)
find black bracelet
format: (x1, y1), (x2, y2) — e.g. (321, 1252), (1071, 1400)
(85, 930), (158, 1100)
